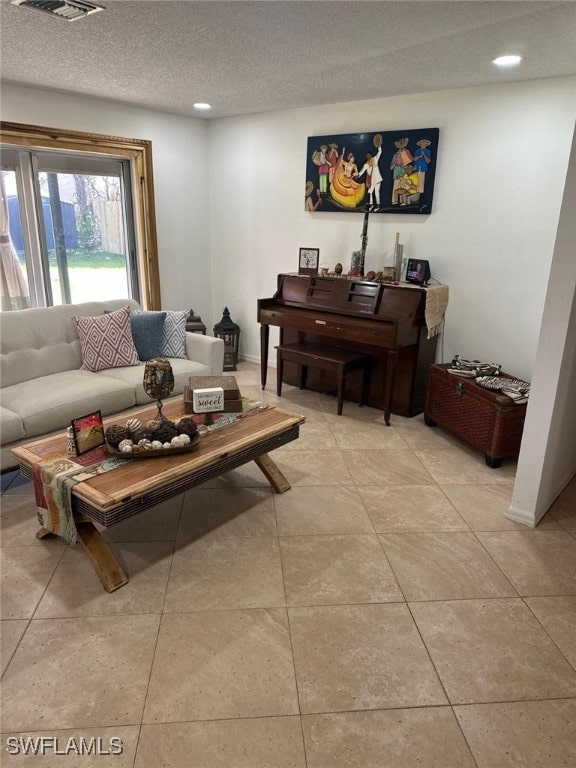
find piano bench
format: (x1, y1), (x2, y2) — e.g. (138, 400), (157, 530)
(275, 342), (371, 415)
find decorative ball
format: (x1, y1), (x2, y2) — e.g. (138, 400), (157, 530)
(138, 439), (152, 449)
(178, 433), (191, 446)
(118, 438), (134, 450)
(105, 424), (129, 447)
(176, 417), (198, 438)
(126, 418), (142, 434)
(162, 442), (172, 449)
(156, 421), (178, 444)
(120, 443), (133, 453)
(132, 428), (153, 443)
(146, 419), (162, 432)
(151, 440), (163, 449)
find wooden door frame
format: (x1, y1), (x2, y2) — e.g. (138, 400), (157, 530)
(0, 121), (161, 309)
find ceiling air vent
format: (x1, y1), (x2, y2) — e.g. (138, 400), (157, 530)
(10, 0), (105, 21)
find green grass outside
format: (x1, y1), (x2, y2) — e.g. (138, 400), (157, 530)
(18, 250), (127, 269)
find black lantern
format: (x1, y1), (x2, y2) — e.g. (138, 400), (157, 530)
(185, 308), (207, 335)
(213, 307), (241, 372)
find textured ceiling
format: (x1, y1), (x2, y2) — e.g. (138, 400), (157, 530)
(1, 0), (575, 119)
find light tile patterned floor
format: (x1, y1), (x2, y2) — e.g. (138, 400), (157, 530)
(1, 361), (575, 767)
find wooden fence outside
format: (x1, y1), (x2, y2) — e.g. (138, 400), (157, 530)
(98, 200), (125, 255)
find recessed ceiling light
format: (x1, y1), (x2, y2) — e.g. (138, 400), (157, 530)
(193, 103), (212, 111)
(492, 55), (523, 67)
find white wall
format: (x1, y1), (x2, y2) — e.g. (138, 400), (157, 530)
(208, 77), (576, 380)
(2, 77), (574, 383)
(508, 128), (576, 527)
(1, 83), (214, 326)
(3, 77), (573, 528)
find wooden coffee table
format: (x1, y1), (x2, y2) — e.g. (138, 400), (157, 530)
(11, 400), (304, 593)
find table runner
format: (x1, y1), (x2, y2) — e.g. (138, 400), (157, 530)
(31, 399), (269, 544)
(193, 400), (269, 434)
(33, 459), (89, 545)
(32, 453), (132, 545)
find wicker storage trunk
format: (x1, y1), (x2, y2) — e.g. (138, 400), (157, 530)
(424, 363), (527, 467)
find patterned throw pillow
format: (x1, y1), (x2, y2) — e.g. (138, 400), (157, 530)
(133, 309), (187, 359)
(73, 306), (140, 372)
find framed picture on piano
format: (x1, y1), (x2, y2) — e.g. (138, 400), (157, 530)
(299, 247), (319, 276)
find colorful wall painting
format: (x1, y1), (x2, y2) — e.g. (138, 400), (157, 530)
(305, 128), (439, 214)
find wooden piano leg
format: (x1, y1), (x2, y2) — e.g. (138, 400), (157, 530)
(358, 365), (367, 408)
(337, 373), (345, 415)
(277, 348), (284, 396)
(383, 349), (399, 426)
(260, 324), (270, 389)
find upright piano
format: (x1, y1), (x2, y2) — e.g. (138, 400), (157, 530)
(258, 273), (438, 422)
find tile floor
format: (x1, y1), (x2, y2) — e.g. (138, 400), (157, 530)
(1, 362), (575, 767)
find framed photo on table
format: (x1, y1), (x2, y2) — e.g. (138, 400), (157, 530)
(70, 410), (105, 456)
(298, 247), (319, 276)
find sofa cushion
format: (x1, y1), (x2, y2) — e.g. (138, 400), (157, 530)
(73, 306), (140, 372)
(97, 357), (212, 404)
(134, 309), (187, 359)
(0, 406), (25, 444)
(0, 299), (140, 388)
(1, 371), (136, 438)
(130, 311), (166, 361)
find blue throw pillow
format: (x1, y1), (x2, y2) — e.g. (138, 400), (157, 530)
(133, 309), (188, 358)
(129, 311), (167, 361)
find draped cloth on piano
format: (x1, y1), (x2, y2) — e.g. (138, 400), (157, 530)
(424, 284), (449, 339)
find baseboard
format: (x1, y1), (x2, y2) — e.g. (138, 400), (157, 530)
(240, 353), (276, 367)
(507, 468), (576, 528)
(506, 503), (538, 528)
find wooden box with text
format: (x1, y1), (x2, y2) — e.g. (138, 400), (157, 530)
(184, 375), (243, 414)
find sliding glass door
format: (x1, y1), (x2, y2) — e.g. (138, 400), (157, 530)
(0, 165), (30, 310)
(1, 148), (140, 307)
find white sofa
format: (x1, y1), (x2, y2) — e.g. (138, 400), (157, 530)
(0, 299), (224, 471)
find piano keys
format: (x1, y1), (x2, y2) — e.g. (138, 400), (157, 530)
(258, 273), (439, 423)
